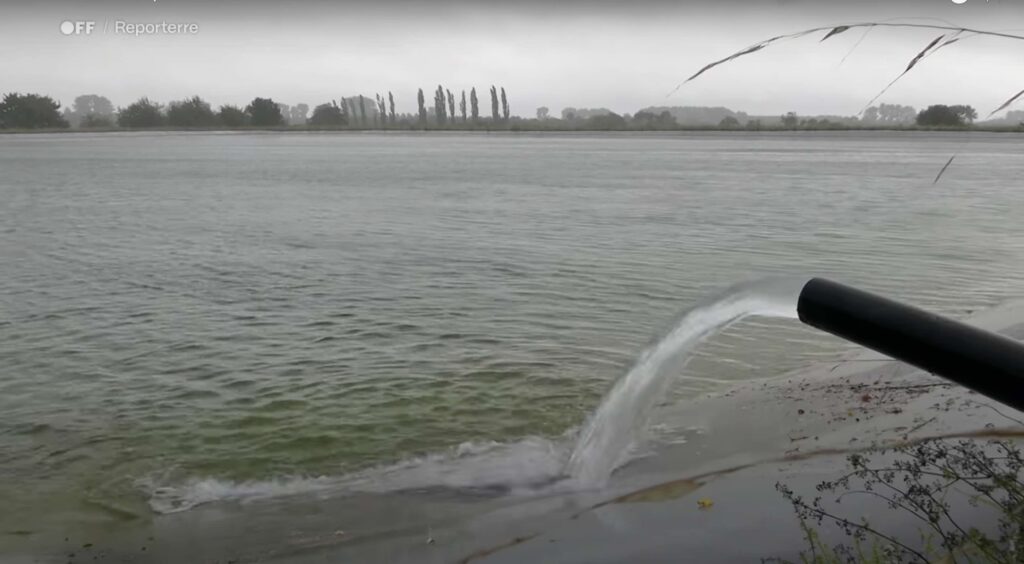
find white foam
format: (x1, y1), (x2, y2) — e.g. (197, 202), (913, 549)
(143, 475), (339, 514)
(346, 435), (571, 493)
(141, 433), (577, 514)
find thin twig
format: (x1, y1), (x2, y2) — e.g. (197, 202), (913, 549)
(969, 401), (1024, 427)
(905, 416), (938, 437)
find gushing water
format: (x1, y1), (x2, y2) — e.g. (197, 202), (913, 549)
(566, 277), (809, 485)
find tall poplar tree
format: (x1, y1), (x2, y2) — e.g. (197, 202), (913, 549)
(434, 85), (447, 124)
(489, 85), (499, 121)
(417, 88), (426, 125)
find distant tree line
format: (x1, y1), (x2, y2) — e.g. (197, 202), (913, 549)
(549, 104), (980, 131)
(862, 103), (917, 125)
(0, 90), (1002, 132)
(0, 86), (520, 130)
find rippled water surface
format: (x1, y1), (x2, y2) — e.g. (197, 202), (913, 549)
(2, 131), (1024, 533)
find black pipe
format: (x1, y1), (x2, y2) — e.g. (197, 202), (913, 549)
(797, 277), (1024, 412)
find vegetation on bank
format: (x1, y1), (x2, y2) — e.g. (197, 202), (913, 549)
(1, 90), (1019, 134)
(771, 439), (1024, 563)
(0, 87), (521, 132)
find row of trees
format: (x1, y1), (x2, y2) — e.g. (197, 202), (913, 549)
(555, 111), (848, 131)
(559, 104), (912, 128)
(768, 111), (851, 131)
(116, 94), (392, 128)
(860, 103), (976, 127)
(862, 103), (917, 124)
(114, 96), (291, 128)
(0, 87), (514, 130)
(419, 85), (509, 125)
(0, 92), (990, 131)
(735, 105), (977, 131)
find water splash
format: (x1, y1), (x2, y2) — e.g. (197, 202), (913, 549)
(566, 277), (809, 485)
(141, 277), (809, 512)
(141, 434), (575, 513)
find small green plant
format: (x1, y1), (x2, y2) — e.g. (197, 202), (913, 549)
(770, 439), (1024, 563)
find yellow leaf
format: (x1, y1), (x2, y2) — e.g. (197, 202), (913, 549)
(697, 498), (714, 510)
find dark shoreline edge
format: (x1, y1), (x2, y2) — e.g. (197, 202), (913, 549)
(2, 126), (1023, 135)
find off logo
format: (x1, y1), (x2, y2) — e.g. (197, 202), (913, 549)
(60, 21), (96, 35)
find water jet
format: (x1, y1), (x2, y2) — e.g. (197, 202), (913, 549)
(568, 277), (1024, 485)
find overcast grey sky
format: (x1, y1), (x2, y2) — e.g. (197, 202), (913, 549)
(2, 0), (1023, 117)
